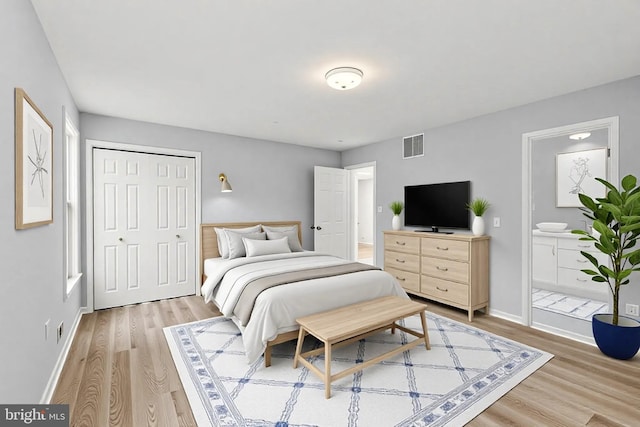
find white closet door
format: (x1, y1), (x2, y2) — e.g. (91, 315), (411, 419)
(93, 148), (196, 309)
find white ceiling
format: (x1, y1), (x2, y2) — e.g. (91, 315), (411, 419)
(30, 0), (640, 151)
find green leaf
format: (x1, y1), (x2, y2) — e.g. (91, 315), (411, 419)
(578, 193), (598, 211)
(620, 222), (640, 234)
(581, 269), (599, 276)
(622, 174), (637, 191)
(592, 276), (607, 283)
(600, 266), (616, 277)
(596, 177), (619, 194)
(601, 203), (622, 219)
(617, 269), (633, 281)
(580, 251), (599, 267)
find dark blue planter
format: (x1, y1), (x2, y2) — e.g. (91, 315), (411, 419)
(592, 313), (640, 360)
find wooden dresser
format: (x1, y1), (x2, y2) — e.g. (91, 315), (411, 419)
(384, 230), (490, 321)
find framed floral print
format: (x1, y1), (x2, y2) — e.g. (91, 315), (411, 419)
(556, 147), (607, 207)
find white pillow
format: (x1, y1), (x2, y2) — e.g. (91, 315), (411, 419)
(214, 225), (261, 258)
(262, 224), (298, 233)
(227, 231), (266, 259)
(243, 236), (291, 257)
(266, 230), (303, 252)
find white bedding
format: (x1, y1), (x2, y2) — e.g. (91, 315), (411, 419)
(201, 252), (408, 363)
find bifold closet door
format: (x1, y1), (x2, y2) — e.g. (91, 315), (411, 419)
(93, 148), (196, 310)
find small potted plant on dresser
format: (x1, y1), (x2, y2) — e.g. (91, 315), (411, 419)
(389, 201), (404, 231)
(572, 174), (640, 360)
(467, 197), (490, 236)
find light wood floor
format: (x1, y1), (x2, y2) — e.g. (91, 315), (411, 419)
(52, 295), (640, 426)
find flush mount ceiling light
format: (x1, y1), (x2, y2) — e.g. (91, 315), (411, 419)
(325, 67), (363, 90)
(569, 132), (592, 140)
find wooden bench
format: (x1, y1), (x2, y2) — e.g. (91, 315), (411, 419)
(293, 296), (430, 398)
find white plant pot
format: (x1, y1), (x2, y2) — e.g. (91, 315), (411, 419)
(472, 215), (485, 236)
(392, 214), (401, 231)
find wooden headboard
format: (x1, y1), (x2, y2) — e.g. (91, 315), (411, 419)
(200, 221), (302, 284)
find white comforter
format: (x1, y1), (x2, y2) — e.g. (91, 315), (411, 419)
(201, 252), (408, 363)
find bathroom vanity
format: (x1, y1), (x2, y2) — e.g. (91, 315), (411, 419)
(532, 230), (609, 300)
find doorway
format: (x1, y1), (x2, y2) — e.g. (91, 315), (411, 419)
(522, 117), (619, 343)
(347, 163), (376, 266)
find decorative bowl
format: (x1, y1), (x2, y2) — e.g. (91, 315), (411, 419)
(536, 222), (569, 232)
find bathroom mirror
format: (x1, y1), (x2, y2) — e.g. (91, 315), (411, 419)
(521, 117), (619, 342)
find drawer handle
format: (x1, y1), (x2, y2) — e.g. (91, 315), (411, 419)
(396, 241), (406, 246)
(395, 276), (406, 281)
(437, 246), (449, 251)
(395, 258), (406, 263)
(578, 244), (591, 248)
(436, 286), (448, 292)
(577, 259), (587, 263)
(577, 278), (588, 282)
(436, 266), (449, 271)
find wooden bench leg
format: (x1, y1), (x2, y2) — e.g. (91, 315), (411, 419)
(419, 311), (431, 350)
(293, 327), (306, 369)
(324, 341), (332, 399)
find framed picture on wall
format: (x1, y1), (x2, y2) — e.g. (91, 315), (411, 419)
(15, 88), (54, 229)
(556, 147), (607, 207)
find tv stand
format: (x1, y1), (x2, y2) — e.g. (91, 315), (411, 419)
(415, 227), (453, 235)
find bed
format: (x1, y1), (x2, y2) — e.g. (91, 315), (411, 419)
(199, 221), (409, 365)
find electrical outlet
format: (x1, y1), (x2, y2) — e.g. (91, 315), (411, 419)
(57, 322), (64, 343)
(377, 206), (383, 213)
(625, 304), (639, 317)
(45, 319), (50, 341)
(493, 217), (501, 228)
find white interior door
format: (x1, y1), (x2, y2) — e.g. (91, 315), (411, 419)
(313, 166), (348, 258)
(93, 148), (196, 309)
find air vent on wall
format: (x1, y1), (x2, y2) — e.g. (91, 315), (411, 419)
(403, 133), (424, 159)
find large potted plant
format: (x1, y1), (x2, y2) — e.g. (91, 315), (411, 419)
(572, 174), (640, 359)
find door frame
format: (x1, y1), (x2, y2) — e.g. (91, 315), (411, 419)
(85, 139), (202, 312)
(345, 162), (377, 264)
(521, 117), (619, 331)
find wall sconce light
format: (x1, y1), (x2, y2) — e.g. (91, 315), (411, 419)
(219, 173), (232, 192)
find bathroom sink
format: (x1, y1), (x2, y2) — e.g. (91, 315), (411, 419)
(536, 222), (569, 232)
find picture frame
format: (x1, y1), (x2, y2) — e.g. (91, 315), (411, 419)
(556, 147), (607, 208)
(15, 88), (53, 229)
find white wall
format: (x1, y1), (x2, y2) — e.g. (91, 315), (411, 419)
(341, 75), (640, 320)
(0, 0), (82, 403)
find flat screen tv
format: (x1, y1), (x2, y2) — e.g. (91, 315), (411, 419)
(404, 181), (471, 232)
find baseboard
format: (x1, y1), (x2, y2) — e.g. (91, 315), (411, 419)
(531, 321), (596, 347)
(488, 308), (523, 325)
(40, 307), (90, 404)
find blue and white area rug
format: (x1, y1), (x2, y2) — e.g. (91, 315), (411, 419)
(164, 313), (552, 427)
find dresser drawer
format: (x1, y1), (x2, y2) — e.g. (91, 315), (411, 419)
(421, 238), (469, 261)
(385, 250), (420, 273)
(558, 238), (598, 252)
(557, 267), (608, 295)
(421, 257), (469, 283)
(558, 249), (608, 270)
(421, 276), (469, 305)
(385, 267), (420, 292)
(384, 234), (420, 254)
